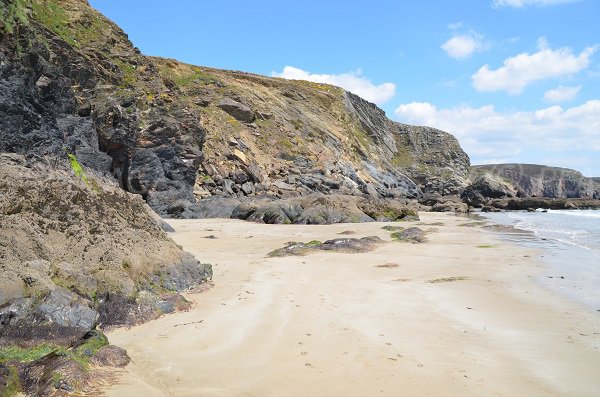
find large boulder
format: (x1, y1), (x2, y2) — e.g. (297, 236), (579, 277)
(217, 98), (255, 122)
(473, 172), (517, 198)
(461, 172), (517, 207)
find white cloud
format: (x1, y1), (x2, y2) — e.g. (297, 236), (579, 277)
(472, 41), (597, 94)
(271, 66), (396, 105)
(492, 0), (580, 7)
(394, 100), (600, 166)
(543, 85), (581, 102)
(441, 31), (489, 60)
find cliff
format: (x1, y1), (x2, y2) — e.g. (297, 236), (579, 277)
(471, 164), (599, 199)
(1, 0), (471, 221)
(1, 2), (214, 393)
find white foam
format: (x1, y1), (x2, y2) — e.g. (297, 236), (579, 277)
(547, 209), (600, 219)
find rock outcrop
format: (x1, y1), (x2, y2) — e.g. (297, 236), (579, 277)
(0, 154), (211, 338)
(461, 172), (518, 207)
(461, 164), (600, 209)
(471, 164), (598, 199)
(186, 194), (419, 224)
(190, 75), (470, 206)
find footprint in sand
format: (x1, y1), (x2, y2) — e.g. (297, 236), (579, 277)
(300, 352), (308, 356)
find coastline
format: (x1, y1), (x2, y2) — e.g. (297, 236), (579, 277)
(479, 210), (600, 312)
(104, 213), (600, 397)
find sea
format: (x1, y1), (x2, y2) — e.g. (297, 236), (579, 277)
(480, 209), (600, 312)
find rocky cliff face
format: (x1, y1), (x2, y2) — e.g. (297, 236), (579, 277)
(1, 0), (205, 217)
(2, 0), (472, 220)
(162, 63), (471, 212)
(1, 3), (213, 388)
(472, 164), (599, 199)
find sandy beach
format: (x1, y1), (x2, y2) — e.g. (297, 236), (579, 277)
(105, 213), (600, 397)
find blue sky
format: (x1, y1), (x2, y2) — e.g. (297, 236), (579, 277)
(90, 0), (600, 176)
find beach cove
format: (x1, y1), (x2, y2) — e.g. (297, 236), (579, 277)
(105, 213), (600, 397)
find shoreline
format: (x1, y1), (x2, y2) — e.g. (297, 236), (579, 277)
(104, 213), (600, 397)
(478, 210), (600, 312)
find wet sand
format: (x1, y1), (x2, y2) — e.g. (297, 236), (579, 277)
(105, 213), (600, 397)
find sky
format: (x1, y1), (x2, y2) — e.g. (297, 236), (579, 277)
(89, 0), (600, 176)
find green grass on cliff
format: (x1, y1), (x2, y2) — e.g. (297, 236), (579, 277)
(0, 0), (29, 34)
(31, 0), (75, 46)
(156, 61), (219, 88)
(31, 0), (113, 49)
(66, 151), (89, 185)
(391, 147), (415, 168)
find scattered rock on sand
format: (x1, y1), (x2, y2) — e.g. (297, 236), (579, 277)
(390, 227), (426, 243)
(382, 225), (404, 231)
(376, 263), (400, 268)
(267, 236), (383, 257)
(428, 276), (468, 283)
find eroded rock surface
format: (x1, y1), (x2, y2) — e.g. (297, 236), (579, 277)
(0, 154), (211, 340)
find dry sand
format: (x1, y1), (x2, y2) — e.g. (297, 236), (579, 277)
(105, 213), (600, 397)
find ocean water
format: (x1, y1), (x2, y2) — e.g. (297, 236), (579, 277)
(480, 209), (600, 312)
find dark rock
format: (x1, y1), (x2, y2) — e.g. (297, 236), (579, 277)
(431, 196), (469, 213)
(463, 172), (517, 206)
(487, 197), (600, 210)
(36, 288), (99, 330)
(419, 192), (443, 206)
(460, 187), (486, 208)
(481, 205), (502, 212)
(120, 96), (135, 108)
(187, 196), (242, 218)
(77, 101), (92, 117)
(267, 236), (383, 257)
(358, 198), (418, 222)
(231, 168), (250, 184)
(391, 227), (426, 243)
(90, 345), (131, 367)
(217, 98), (255, 122)
(232, 201), (295, 224)
(319, 236), (383, 251)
